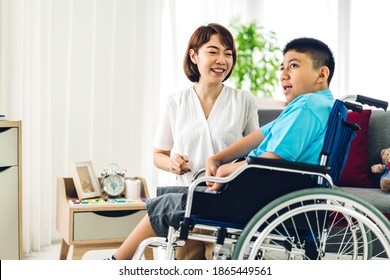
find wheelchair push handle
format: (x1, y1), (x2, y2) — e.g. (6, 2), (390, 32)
(356, 95), (388, 110)
(341, 94), (388, 111)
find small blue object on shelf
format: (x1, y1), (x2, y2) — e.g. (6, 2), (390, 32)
(0, 114), (5, 121)
(69, 198), (144, 205)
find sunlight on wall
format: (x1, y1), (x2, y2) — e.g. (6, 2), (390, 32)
(263, 0), (339, 101)
(348, 0), (390, 102)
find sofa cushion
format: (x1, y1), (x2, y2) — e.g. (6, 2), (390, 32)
(338, 110), (372, 187)
(258, 109), (281, 127)
(368, 111), (390, 187)
(340, 187), (390, 217)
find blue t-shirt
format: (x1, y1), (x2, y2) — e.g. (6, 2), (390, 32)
(248, 90), (334, 165)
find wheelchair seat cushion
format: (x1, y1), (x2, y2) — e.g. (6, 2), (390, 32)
(190, 166), (316, 226)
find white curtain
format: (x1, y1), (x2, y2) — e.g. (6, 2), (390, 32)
(0, 0), (163, 256)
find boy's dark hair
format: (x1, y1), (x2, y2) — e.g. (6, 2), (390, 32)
(283, 38), (335, 85)
(183, 23), (237, 83)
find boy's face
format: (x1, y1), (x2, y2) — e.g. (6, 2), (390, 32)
(280, 50), (324, 103)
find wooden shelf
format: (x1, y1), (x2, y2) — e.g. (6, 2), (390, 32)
(0, 121), (22, 260)
(56, 176), (153, 260)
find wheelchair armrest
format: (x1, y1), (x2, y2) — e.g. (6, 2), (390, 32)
(190, 168), (206, 182)
(246, 156), (331, 175)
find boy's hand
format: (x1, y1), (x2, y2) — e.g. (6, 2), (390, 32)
(206, 161), (247, 192)
(206, 163), (227, 192)
(170, 154), (191, 175)
(206, 157), (219, 174)
(205, 157), (221, 189)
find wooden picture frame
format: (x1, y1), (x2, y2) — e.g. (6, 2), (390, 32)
(71, 161), (101, 199)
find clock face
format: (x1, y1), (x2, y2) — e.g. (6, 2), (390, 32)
(102, 175), (125, 196)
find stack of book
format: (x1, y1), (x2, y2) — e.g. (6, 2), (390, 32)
(0, 114), (5, 121)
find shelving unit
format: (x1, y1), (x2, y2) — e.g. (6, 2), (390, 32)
(0, 121), (22, 260)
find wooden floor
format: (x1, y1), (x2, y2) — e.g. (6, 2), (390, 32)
(23, 241), (117, 260)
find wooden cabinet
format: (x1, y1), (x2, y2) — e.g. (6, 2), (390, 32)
(56, 176), (153, 260)
(0, 121), (22, 260)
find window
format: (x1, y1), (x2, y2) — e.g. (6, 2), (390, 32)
(348, 0), (390, 102)
(160, 0), (389, 104)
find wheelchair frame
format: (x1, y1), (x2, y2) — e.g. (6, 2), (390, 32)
(133, 96), (390, 260)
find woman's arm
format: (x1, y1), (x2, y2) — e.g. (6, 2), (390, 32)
(153, 148), (191, 175)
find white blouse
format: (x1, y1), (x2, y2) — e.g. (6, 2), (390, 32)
(153, 85), (259, 186)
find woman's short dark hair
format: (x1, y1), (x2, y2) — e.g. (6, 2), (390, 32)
(183, 23), (237, 83)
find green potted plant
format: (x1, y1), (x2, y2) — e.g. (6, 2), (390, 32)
(229, 18), (281, 98)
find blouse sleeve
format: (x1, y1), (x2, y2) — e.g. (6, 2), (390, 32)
(153, 98), (175, 151)
(243, 91), (260, 136)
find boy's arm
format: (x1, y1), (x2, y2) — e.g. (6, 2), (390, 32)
(205, 129), (265, 191)
(206, 151), (282, 191)
(206, 129), (264, 175)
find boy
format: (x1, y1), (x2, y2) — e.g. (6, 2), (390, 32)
(109, 37), (336, 260)
(206, 37), (335, 191)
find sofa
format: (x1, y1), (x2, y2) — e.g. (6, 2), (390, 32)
(257, 108), (390, 220)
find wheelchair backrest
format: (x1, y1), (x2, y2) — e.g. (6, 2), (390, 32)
(320, 99), (359, 185)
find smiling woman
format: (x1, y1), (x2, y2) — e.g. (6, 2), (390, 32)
(189, 37), (234, 85)
(126, 22), (260, 261)
(154, 22), (258, 186)
(188, 34), (234, 118)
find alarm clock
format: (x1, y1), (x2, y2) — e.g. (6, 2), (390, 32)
(101, 163), (126, 197)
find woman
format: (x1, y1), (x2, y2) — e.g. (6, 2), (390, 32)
(154, 23), (258, 187)
(107, 23), (258, 260)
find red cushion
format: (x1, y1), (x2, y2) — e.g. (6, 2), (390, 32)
(338, 110), (372, 187)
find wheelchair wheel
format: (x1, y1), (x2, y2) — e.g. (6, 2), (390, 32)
(232, 188), (390, 260)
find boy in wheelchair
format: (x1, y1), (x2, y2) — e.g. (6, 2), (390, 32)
(109, 37), (336, 260)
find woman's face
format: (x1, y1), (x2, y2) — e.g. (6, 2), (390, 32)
(190, 34), (233, 85)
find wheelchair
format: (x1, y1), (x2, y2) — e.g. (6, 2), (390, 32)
(134, 95), (390, 260)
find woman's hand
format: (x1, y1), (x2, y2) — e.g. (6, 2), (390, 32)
(170, 154), (192, 175)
